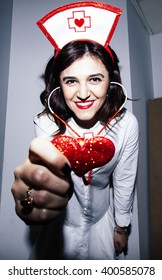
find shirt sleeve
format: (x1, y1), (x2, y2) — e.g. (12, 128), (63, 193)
(112, 114), (139, 227)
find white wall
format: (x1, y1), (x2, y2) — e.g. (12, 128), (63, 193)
(0, 0), (140, 259)
(0, 0), (13, 199)
(150, 33), (162, 98)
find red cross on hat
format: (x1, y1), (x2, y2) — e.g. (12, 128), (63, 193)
(68, 10), (91, 32)
(37, 1), (122, 56)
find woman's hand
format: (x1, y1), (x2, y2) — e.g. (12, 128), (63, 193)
(114, 225), (129, 255)
(12, 138), (72, 225)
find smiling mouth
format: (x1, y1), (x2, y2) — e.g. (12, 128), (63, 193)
(75, 101), (94, 109)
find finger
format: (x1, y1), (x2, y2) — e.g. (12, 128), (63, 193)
(29, 138), (71, 175)
(28, 188), (69, 209)
(12, 178), (28, 202)
(114, 240), (121, 253)
(114, 237), (128, 254)
(14, 160), (70, 196)
(12, 178), (69, 209)
(15, 200), (63, 225)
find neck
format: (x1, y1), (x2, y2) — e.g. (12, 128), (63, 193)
(73, 116), (98, 129)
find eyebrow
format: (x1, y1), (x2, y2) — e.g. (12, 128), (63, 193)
(62, 73), (105, 81)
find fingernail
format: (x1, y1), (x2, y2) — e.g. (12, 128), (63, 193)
(61, 163), (72, 178)
(61, 164), (73, 199)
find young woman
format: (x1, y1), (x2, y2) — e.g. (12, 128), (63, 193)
(12, 40), (138, 260)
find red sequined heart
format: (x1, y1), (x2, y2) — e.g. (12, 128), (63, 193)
(75, 18), (84, 27)
(51, 135), (115, 177)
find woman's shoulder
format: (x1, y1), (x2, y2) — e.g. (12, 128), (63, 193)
(123, 110), (138, 126)
(121, 109), (139, 136)
(117, 109), (138, 127)
(33, 113), (58, 137)
(114, 109), (138, 135)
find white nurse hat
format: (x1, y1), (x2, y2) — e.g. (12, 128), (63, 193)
(37, 1), (122, 59)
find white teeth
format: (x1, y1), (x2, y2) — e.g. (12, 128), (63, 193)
(78, 101), (93, 105)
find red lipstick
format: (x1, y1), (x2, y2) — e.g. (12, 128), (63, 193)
(75, 101), (94, 109)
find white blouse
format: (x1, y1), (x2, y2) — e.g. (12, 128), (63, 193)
(32, 109), (139, 260)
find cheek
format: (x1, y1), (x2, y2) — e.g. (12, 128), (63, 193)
(61, 86), (75, 102)
(97, 86), (108, 100)
(62, 89), (71, 103)
(63, 93), (75, 109)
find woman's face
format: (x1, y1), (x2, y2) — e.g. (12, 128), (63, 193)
(60, 54), (110, 128)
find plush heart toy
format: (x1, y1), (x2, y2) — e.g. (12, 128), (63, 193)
(51, 135), (115, 177)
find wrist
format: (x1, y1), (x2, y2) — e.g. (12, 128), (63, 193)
(114, 225), (129, 235)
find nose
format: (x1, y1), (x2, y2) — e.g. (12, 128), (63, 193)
(77, 95), (90, 101)
(77, 83), (91, 100)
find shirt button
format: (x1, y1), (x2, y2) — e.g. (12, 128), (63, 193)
(83, 208), (87, 215)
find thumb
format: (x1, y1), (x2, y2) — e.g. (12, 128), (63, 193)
(29, 138), (71, 174)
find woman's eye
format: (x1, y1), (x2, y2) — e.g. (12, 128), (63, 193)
(65, 79), (76, 85)
(90, 77), (102, 83)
